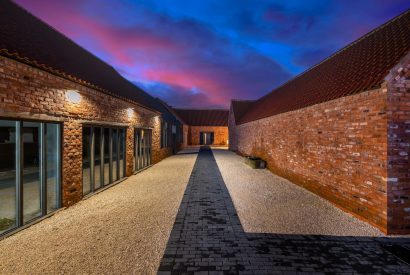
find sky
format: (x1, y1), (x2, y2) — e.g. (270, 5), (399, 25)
(14, 0), (410, 109)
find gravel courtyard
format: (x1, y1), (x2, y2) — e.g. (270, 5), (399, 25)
(212, 148), (383, 236)
(0, 150), (198, 274)
(0, 147), (408, 274)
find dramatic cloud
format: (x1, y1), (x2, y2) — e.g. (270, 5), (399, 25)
(14, 0), (410, 108)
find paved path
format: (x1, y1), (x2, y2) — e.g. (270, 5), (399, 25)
(158, 147), (410, 274)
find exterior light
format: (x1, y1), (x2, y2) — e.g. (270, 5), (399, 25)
(127, 108), (134, 118)
(66, 90), (81, 104)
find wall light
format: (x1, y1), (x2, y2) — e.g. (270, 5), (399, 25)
(127, 108), (134, 118)
(66, 90), (81, 104)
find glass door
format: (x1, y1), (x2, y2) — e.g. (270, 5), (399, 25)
(134, 129), (152, 172)
(0, 119), (61, 236)
(82, 126), (126, 196)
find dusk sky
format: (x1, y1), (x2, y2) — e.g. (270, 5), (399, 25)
(15, 0), (410, 108)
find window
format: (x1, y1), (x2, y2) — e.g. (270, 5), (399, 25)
(134, 129), (152, 172)
(0, 119), (61, 236)
(82, 126), (126, 196)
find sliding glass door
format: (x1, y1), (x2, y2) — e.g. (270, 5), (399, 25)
(134, 129), (152, 172)
(0, 120), (17, 234)
(0, 119), (61, 236)
(82, 126), (126, 195)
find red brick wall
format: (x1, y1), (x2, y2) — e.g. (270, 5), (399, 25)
(386, 54), (410, 234)
(187, 126), (228, 146)
(230, 87), (390, 233)
(0, 56), (172, 207)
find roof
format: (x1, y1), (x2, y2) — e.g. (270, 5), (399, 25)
(155, 99), (183, 125)
(172, 109), (229, 127)
(0, 0), (163, 113)
(238, 9), (410, 125)
(230, 100), (256, 124)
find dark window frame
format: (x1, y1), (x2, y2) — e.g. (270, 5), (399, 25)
(0, 118), (62, 237)
(82, 125), (126, 196)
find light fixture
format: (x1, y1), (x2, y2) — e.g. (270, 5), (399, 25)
(127, 108), (134, 118)
(66, 90), (81, 104)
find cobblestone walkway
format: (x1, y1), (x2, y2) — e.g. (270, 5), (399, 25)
(158, 147), (410, 274)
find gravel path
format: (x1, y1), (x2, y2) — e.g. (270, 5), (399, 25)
(0, 150), (198, 275)
(212, 148), (384, 236)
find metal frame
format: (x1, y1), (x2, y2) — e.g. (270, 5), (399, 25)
(81, 125), (126, 197)
(0, 119), (62, 237)
(134, 128), (152, 172)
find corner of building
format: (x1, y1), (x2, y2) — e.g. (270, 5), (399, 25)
(386, 51), (410, 234)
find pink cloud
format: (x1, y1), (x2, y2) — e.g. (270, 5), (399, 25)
(14, 0), (290, 108)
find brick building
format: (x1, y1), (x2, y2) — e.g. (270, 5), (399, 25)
(172, 108), (229, 147)
(229, 11), (410, 234)
(0, 1), (182, 236)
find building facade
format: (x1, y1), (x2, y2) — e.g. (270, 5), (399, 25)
(0, 1), (181, 236)
(229, 11), (410, 234)
(172, 109), (229, 147)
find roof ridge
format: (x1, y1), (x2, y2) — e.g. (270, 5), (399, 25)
(256, 8), (410, 104)
(12, 0), (122, 77)
(231, 99), (256, 102)
(173, 108), (229, 111)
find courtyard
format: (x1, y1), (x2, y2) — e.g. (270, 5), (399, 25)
(0, 147), (409, 274)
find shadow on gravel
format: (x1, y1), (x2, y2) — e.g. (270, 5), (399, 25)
(158, 146), (410, 274)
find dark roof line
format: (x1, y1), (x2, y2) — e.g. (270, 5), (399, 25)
(257, 9), (410, 104)
(173, 108), (229, 111)
(238, 9), (410, 124)
(172, 108), (229, 127)
(0, 0), (162, 114)
(0, 48), (160, 114)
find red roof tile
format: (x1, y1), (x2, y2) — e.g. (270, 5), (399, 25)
(238, 10), (410, 125)
(172, 109), (229, 126)
(230, 100), (255, 124)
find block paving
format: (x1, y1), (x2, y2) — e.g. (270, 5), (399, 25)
(158, 147), (410, 274)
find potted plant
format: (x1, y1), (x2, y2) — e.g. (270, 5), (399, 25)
(245, 156), (266, 169)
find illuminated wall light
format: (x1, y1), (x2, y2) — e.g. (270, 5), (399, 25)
(127, 108), (134, 118)
(66, 90), (81, 104)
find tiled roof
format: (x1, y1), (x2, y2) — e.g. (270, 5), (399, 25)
(172, 109), (229, 126)
(230, 100), (256, 124)
(0, 0), (161, 113)
(238, 10), (410, 125)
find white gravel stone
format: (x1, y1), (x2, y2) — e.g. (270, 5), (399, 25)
(212, 148), (384, 237)
(0, 150), (198, 275)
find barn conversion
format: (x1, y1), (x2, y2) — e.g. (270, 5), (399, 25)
(172, 108), (229, 147)
(0, 1), (182, 236)
(1, 0), (409, 239)
(229, 10), (410, 234)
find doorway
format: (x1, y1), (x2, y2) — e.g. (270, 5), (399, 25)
(200, 132), (214, 145)
(134, 128), (152, 172)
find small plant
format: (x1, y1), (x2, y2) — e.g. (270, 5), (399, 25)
(244, 156), (266, 169)
(0, 217), (15, 231)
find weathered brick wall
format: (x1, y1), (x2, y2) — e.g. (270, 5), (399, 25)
(386, 54), (410, 234)
(231, 88), (390, 232)
(0, 56), (172, 207)
(228, 104), (238, 151)
(182, 124), (189, 147)
(188, 126), (228, 146)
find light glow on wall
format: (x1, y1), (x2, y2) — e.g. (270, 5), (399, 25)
(66, 90), (81, 104)
(127, 108), (134, 118)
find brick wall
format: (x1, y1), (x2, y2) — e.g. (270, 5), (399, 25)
(386, 54), (410, 234)
(187, 126), (228, 146)
(230, 53), (410, 234)
(230, 87), (390, 232)
(0, 56), (173, 207)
